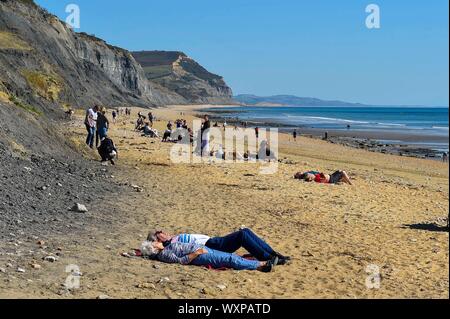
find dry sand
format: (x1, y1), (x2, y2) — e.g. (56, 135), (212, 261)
(1, 105), (448, 299)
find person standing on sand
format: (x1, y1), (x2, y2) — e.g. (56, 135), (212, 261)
(84, 105), (98, 149)
(293, 130), (297, 142)
(96, 107), (109, 147)
(201, 115), (211, 157)
(148, 112), (154, 126)
(443, 152), (448, 163)
(112, 110), (117, 124)
(255, 127), (259, 139)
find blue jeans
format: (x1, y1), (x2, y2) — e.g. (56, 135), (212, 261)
(205, 228), (276, 261)
(190, 247), (260, 270)
(86, 124), (95, 148)
(98, 127), (108, 139)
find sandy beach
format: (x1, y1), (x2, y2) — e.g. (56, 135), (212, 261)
(1, 105), (448, 299)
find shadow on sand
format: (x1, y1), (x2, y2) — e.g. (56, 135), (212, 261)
(402, 223), (449, 233)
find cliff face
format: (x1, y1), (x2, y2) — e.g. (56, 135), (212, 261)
(132, 51), (234, 105)
(0, 0), (185, 113)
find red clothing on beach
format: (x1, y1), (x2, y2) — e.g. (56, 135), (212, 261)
(314, 174), (329, 183)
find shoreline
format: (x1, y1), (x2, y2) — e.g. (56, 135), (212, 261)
(190, 106), (449, 160)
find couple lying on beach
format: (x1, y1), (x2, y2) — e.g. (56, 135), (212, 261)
(295, 170), (352, 185)
(141, 228), (290, 273)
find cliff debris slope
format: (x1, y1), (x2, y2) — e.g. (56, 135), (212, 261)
(132, 51), (234, 105)
(0, 0), (127, 246)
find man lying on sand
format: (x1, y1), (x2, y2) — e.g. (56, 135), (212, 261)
(148, 228), (291, 265)
(141, 240), (279, 272)
(295, 170), (352, 185)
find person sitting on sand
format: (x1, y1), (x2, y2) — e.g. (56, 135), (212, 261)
(295, 170), (352, 185)
(148, 228), (291, 265)
(141, 240), (279, 272)
(97, 134), (118, 165)
(142, 122), (159, 138)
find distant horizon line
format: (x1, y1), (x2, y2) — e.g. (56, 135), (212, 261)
(233, 94), (449, 108)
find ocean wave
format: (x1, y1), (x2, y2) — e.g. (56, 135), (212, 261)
(432, 126), (449, 130)
(282, 114), (369, 124)
(374, 122), (406, 127)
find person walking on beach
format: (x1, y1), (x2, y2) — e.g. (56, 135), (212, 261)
(255, 127), (259, 139)
(293, 130), (297, 142)
(84, 105), (98, 149)
(443, 152), (448, 163)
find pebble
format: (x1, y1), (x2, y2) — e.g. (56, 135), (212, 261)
(216, 284), (227, 291)
(200, 287), (211, 295)
(137, 282), (156, 289)
(152, 264), (160, 269)
(0, 267), (5, 273)
(43, 256), (57, 263)
(158, 277), (170, 284)
(131, 185), (144, 192)
(17, 267), (25, 273)
(97, 295), (112, 300)
(31, 264), (42, 269)
(71, 203), (88, 213)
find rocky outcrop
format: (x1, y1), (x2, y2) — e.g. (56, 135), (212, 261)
(132, 51), (234, 105)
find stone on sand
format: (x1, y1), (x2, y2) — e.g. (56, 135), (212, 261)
(71, 203), (88, 213)
(43, 256), (57, 262)
(216, 284), (227, 291)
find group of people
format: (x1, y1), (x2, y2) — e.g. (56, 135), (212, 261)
(141, 228), (290, 272)
(84, 105), (118, 165)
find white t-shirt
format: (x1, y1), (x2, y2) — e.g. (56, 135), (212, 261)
(86, 108), (98, 128)
(171, 234), (211, 245)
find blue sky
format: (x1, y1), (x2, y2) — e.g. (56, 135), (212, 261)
(35, 0), (449, 106)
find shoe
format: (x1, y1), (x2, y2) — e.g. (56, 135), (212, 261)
(110, 159), (115, 165)
(277, 257), (291, 266)
(274, 252), (291, 260)
(259, 256), (279, 273)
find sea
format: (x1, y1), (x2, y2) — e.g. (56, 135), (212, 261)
(206, 106), (449, 152)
